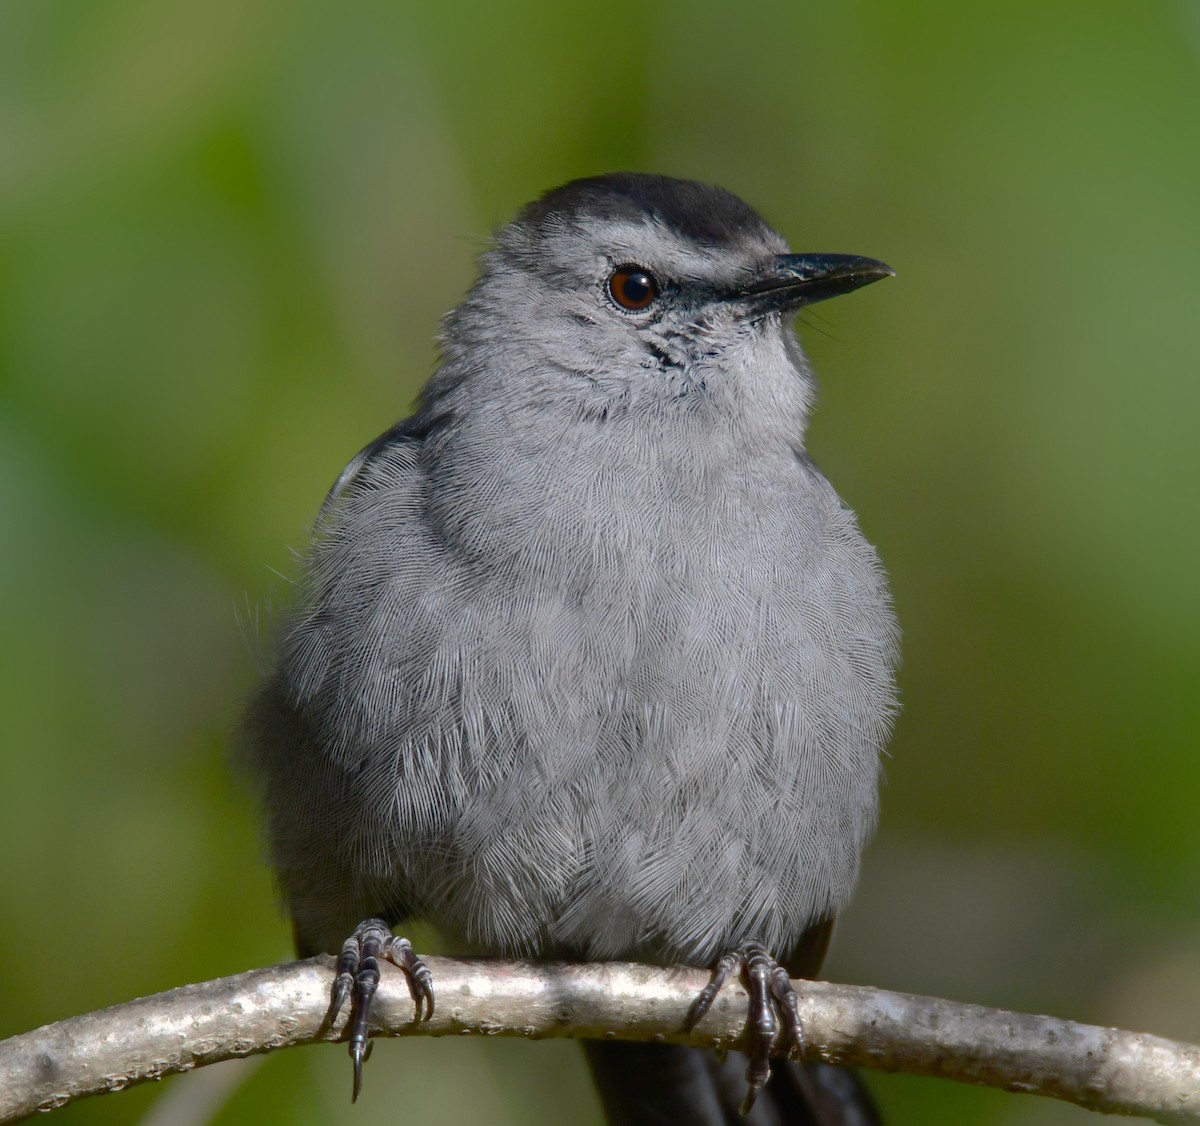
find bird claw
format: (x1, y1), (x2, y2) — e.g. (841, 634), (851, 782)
(328, 918), (434, 1101)
(686, 941), (805, 1114)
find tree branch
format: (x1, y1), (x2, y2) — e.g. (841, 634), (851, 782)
(1, 956), (1196, 1123)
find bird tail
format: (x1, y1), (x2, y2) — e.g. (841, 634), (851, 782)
(583, 1041), (881, 1126)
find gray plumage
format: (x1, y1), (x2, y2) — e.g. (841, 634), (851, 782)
(240, 173), (899, 1121)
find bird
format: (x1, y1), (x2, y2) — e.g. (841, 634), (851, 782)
(239, 172), (900, 1124)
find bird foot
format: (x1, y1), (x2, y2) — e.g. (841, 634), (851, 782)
(685, 940), (805, 1115)
(328, 917), (434, 1101)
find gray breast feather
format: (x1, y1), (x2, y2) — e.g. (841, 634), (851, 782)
(248, 421), (898, 962)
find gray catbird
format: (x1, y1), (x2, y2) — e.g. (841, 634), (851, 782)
(240, 173), (899, 1124)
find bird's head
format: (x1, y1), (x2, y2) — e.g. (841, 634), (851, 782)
(440, 173), (892, 429)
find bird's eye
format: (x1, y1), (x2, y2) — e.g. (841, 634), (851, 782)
(608, 266), (659, 311)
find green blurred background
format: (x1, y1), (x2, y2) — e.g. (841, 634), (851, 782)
(2, 1), (1197, 1122)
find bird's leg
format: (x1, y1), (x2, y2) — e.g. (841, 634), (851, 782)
(328, 917), (434, 1101)
(686, 940), (805, 1114)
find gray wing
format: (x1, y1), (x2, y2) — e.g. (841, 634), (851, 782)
(321, 419), (419, 512)
(241, 418), (433, 954)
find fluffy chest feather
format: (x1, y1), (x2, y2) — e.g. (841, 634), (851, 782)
(281, 411), (897, 960)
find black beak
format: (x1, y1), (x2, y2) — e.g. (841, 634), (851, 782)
(737, 253), (894, 314)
